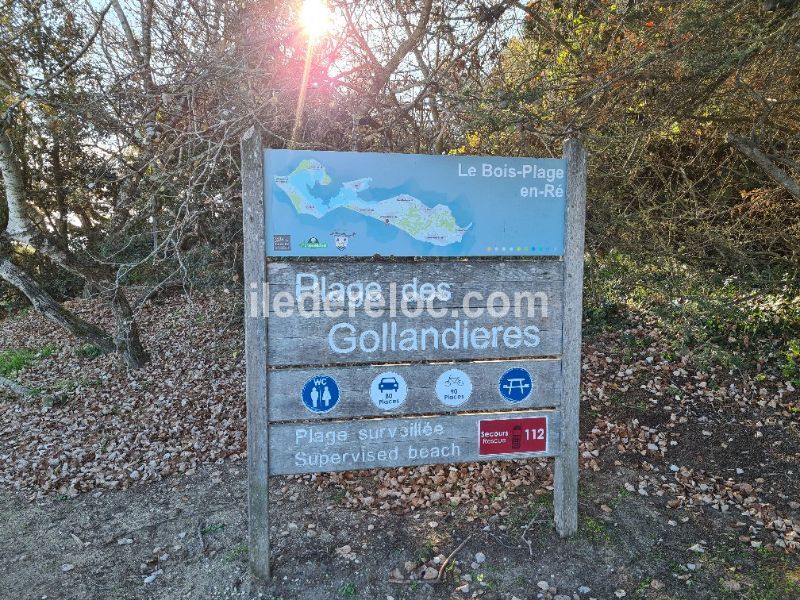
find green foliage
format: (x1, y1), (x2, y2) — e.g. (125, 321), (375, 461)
(223, 544), (247, 562)
(459, 1), (800, 276)
(782, 339), (800, 386)
(584, 252), (800, 375)
(580, 516), (611, 543)
(419, 537), (436, 562)
(0, 344), (56, 377)
(39, 343), (57, 358)
(76, 344), (102, 359)
(747, 563), (800, 600)
(0, 349), (35, 377)
(41, 393), (67, 408)
(52, 376), (100, 393)
(200, 523), (225, 535)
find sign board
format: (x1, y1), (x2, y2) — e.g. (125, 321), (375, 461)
(270, 411), (558, 475)
(264, 150), (566, 257)
(241, 131), (586, 580)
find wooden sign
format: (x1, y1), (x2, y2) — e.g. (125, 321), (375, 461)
(241, 130), (587, 580)
(264, 260), (564, 364)
(268, 359), (563, 422)
(269, 410), (559, 475)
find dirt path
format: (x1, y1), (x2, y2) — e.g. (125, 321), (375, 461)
(2, 461), (797, 599)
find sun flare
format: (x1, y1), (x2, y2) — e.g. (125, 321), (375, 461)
(299, 0), (332, 41)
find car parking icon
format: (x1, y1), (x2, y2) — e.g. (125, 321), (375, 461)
(370, 372), (407, 409)
(378, 377), (400, 392)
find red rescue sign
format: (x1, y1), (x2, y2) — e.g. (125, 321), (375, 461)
(478, 416), (548, 455)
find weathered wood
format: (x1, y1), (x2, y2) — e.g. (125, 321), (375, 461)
(268, 359), (562, 422)
(265, 261), (562, 311)
(241, 127), (270, 580)
(248, 143), (586, 572)
(269, 410), (561, 475)
(264, 288), (563, 315)
(264, 261), (563, 366)
(267, 260), (563, 284)
(268, 309), (562, 366)
(554, 138), (587, 537)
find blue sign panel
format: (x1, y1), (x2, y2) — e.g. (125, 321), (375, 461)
(264, 150), (567, 257)
(498, 368), (533, 403)
(301, 375), (340, 414)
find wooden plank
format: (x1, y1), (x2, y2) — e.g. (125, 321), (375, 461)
(268, 410), (561, 475)
(268, 309), (562, 366)
(264, 289), (563, 317)
(268, 359), (562, 422)
(241, 127), (270, 580)
(265, 260), (561, 313)
(267, 260), (563, 284)
(554, 138), (587, 538)
(264, 261), (563, 366)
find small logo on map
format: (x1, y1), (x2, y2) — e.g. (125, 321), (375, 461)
(299, 236), (328, 249)
(331, 231), (355, 251)
(273, 235), (291, 251)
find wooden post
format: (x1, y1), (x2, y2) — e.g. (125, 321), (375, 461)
(240, 126), (270, 579)
(554, 137), (587, 537)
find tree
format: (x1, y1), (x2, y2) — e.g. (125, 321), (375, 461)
(0, 0), (147, 370)
(443, 0), (800, 274)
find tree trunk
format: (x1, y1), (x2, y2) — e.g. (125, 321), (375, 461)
(0, 374), (34, 398)
(0, 258), (116, 354)
(51, 136), (69, 248)
(111, 287), (149, 368)
(1, 127), (149, 369)
(150, 193), (160, 252)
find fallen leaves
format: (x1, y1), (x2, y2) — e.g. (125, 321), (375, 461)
(388, 535), (472, 586)
(0, 292), (246, 499)
(0, 288), (797, 558)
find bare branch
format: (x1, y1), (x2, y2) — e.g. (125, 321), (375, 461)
(727, 134), (800, 201)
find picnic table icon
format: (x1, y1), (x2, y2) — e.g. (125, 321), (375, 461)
(501, 377), (530, 396)
(498, 368), (534, 402)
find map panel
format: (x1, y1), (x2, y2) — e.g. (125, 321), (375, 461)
(264, 149), (566, 257)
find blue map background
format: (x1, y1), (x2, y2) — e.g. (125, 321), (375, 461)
(264, 149), (567, 257)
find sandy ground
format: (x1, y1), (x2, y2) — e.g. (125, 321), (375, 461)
(2, 460), (798, 600)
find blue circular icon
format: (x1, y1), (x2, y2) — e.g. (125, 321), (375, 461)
(498, 368), (533, 403)
(301, 375), (340, 414)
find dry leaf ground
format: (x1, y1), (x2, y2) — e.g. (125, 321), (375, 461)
(0, 288), (798, 599)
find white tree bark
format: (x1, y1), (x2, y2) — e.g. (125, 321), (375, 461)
(0, 132), (31, 243)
